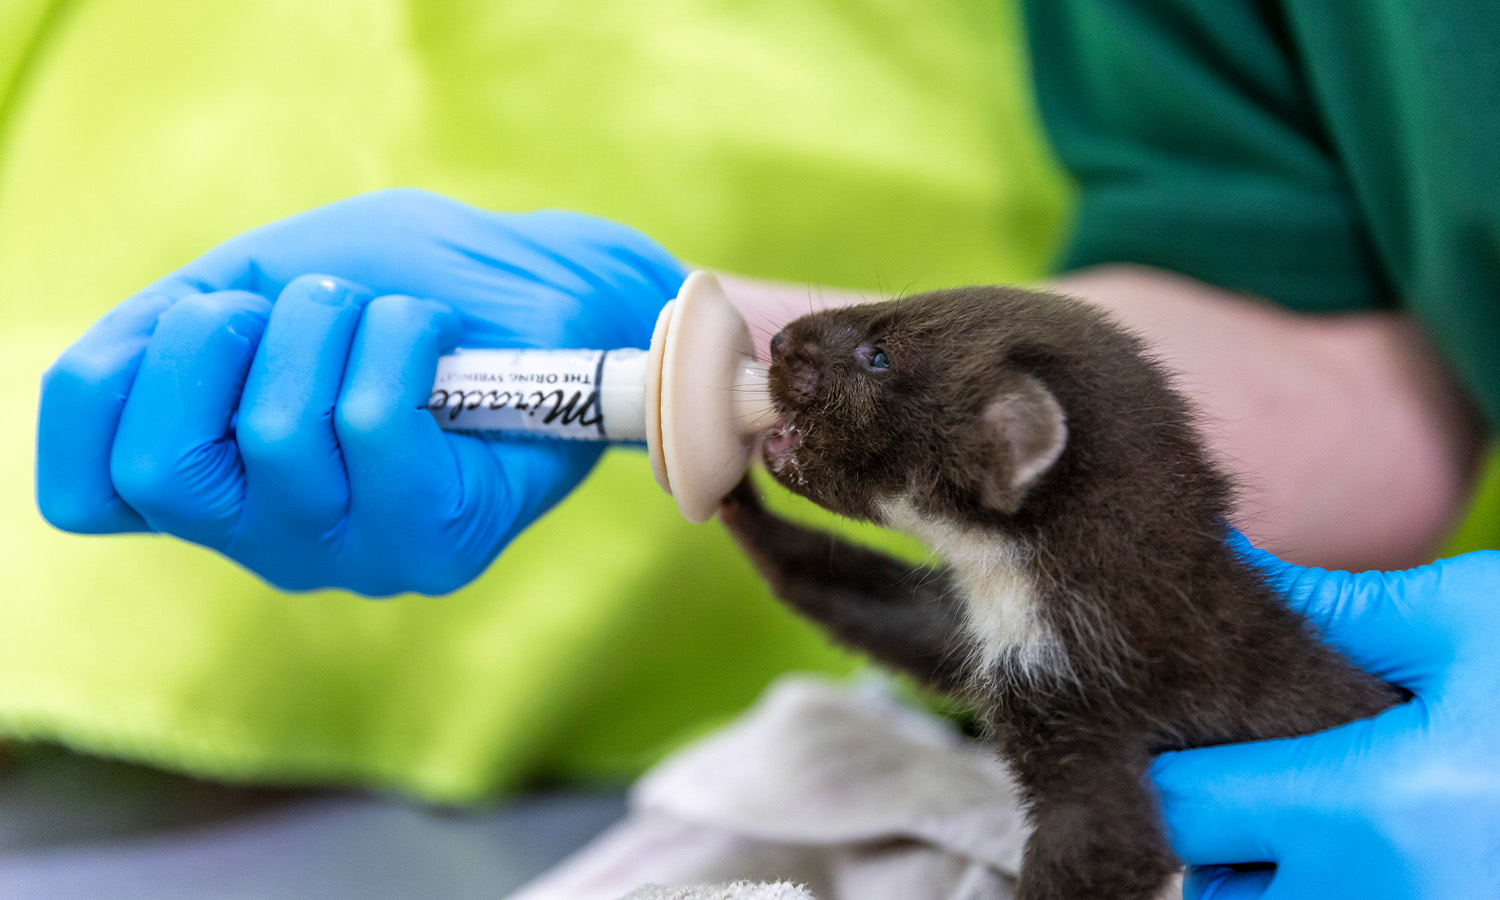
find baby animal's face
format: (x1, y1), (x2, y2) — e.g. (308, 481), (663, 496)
(761, 288), (1081, 525)
(762, 295), (972, 519)
(762, 303), (908, 519)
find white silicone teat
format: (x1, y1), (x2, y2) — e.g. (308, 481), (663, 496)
(648, 271), (777, 522)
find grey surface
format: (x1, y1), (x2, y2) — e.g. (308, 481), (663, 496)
(0, 745), (305, 853)
(0, 746), (627, 899)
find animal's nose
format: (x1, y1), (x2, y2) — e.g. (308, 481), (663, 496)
(769, 329), (787, 361)
(786, 364), (821, 408)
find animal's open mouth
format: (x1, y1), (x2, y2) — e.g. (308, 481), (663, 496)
(762, 416), (804, 470)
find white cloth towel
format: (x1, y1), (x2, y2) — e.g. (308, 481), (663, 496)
(620, 882), (815, 900)
(506, 676), (1031, 900)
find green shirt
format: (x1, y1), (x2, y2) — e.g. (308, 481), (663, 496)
(1025, 0), (1500, 426)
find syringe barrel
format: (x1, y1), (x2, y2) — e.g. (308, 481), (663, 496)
(427, 348), (648, 442)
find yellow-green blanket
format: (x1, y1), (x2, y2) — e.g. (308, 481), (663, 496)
(0, 0), (1069, 801)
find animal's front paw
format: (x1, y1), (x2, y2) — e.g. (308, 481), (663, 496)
(718, 475), (791, 563)
(718, 474), (765, 521)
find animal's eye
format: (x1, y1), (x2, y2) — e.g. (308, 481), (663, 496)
(865, 342), (891, 370)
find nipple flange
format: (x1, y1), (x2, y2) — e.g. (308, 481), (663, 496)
(646, 271), (778, 522)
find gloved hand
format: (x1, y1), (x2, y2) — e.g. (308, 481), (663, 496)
(1151, 536), (1500, 899)
(37, 188), (685, 595)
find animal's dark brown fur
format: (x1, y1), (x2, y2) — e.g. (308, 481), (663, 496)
(720, 286), (1400, 900)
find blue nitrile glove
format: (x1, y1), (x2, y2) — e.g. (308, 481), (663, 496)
(1151, 535), (1500, 899)
(37, 189), (685, 595)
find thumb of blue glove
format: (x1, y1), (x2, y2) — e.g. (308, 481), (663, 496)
(38, 189), (686, 595)
(1151, 537), (1500, 899)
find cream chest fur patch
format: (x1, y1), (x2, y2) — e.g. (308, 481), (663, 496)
(878, 496), (1067, 677)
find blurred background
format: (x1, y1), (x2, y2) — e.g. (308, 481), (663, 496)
(0, 0), (1065, 808)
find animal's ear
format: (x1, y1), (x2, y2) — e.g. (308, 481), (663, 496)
(974, 376), (1067, 513)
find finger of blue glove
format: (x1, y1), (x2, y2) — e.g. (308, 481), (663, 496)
(140, 192), (477, 309)
(37, 291), (175, 534)
(110, 290), (271, 546)
(1186, 865), (1275, 900)
(138, 227), (270, 300)
(1150, 704), (1422, 868)
(497, 210), (686, 346)
(237, 275), (372, 536)
(1228, 531), (1442, 689)
(133, 202), (357, 302)
(334, 294), (464, 592)
(473, 433), (604, 547)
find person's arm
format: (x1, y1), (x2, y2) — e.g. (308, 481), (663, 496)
(716, 266), (1483, 572)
